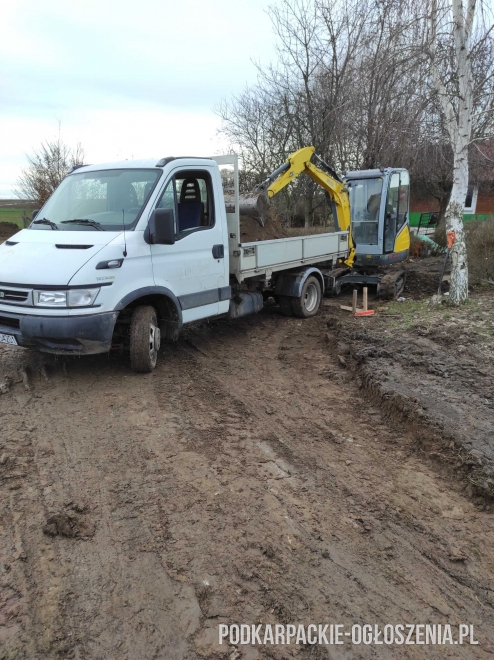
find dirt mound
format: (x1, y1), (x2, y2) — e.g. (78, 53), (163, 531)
(43, 512), (95, 539)
(405, 269), (445, 296)
(325, 282), (494, 498)
(239, 214), (288, 242)
(0, 222), (21, 242)
(404, 256), (448, 297)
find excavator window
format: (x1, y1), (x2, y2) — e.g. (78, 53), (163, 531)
(384, 172), (409, 252)
(348, 178), (382, 246)
(397, 172), (410, 230)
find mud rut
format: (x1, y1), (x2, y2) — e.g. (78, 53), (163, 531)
(1, 301), (494, 659)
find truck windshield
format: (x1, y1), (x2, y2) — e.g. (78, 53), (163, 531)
(348, 177), (382, 246)
(30, 169), (161, 231)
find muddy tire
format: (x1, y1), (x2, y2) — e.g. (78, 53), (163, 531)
(279, 295), (294, 317)
(130, 305), (161, 373)
(291, 276), (322, 318)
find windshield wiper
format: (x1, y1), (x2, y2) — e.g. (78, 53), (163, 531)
(32, 217), (59, 230)
(61, 219), (105, 231)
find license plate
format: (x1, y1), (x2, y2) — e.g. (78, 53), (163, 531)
(0, 332), (18, 346)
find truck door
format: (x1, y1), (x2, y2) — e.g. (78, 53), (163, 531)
(150, 166), (229, 323)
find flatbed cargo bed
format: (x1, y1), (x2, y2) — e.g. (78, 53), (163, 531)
(232, 232), (350, 281)
(213, 154), (351, 283)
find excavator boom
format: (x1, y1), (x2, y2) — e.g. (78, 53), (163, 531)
(255, 147), (356, 267)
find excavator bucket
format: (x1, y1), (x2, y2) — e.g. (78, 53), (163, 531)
(236, 192), (271, 227)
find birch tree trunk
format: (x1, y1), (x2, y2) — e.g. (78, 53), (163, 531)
(446, 150), (469, 303)
(429, 0), (476, 303)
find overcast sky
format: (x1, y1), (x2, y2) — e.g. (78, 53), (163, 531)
(0, 0), (278, 197)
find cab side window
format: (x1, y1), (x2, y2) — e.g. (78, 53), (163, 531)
(384, 173), (400, 252)
(156, 179), (177, 231)
(397, 171), (409, 231)
(384, 172), (409, 252)
(386, 172), (409, 231)
(155, 169), (214, 239)
(156, 179), (176, 212)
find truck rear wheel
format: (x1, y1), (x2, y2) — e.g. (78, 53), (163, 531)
(130, 305), (161, 373)
(279, 295), (294, 317)
(291, 276), (322, 318)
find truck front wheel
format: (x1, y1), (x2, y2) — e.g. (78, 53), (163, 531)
(130, 305), (161, 372)
(291, 276), (322, 318)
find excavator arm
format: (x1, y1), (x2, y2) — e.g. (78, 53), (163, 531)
(256, 146), (355, 267)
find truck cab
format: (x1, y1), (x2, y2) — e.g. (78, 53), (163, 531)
(0, 158), (231, 368)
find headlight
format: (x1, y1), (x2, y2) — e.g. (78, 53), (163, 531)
(34, 288), (100, 307)
(68, 288), (100, 307)
(35, 291), (67, 307)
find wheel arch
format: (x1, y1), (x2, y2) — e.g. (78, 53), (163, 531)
(274, 267), (325, 298)
(115, 287), (182, 339)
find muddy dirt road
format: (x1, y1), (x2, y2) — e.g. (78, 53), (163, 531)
(1, 300), (494, 659)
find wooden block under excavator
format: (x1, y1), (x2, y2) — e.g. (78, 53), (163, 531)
(340, 305), (363, 312)
(340, 305), (375, 316)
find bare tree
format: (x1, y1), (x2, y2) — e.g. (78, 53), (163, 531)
(425, 0), (493, 303)
(16, 137), (84, 208)
(217, 0), (430, 226)
(218, 0), (371, 226)
(410, 139), (454, 221)
(218, 0), (493, 251)
(405, 12), (494, 228)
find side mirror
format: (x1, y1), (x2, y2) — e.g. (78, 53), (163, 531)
(32, 209), (39, 220)
(146, 208), (175, 245)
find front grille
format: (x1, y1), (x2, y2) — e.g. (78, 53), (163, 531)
(0, 288), (29, 303)
(0, 315), (20, 329)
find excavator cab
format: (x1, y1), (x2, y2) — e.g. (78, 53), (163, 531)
(345, 168), (410, 268)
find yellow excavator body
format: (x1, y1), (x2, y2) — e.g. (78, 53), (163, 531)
(255, 146), (410, 288)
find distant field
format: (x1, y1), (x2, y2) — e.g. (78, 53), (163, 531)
(0, 208), (26, 229)
(0, 200), (33, 229)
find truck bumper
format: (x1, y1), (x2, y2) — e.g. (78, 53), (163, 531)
(0, 310), (118, 355)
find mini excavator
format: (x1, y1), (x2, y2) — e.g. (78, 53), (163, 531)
(251, 146), (411, 298)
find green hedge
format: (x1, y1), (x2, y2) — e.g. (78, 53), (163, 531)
(409, 212), (491, 227)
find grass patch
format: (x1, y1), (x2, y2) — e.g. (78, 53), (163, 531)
(378, 291), (493, 343)
(385, 298), (430, 316)
(381, 299), (435, 331)
(0, 209), (26, 229)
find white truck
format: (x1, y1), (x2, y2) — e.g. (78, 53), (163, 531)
(0, 155), (350, 371)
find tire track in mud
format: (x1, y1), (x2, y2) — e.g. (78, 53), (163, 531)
(1, 355), (203, 659)
(0, 309), (494, 658)
(151, 310), (494, 658)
